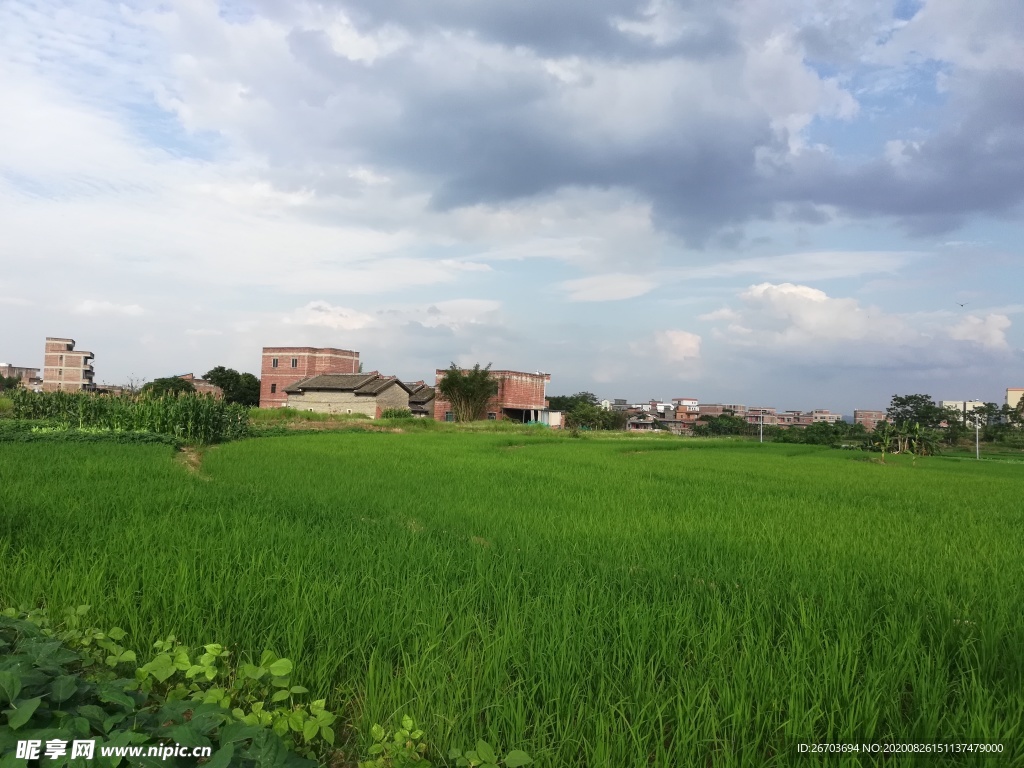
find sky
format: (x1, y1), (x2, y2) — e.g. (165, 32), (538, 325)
(2, 0), (1023, 413)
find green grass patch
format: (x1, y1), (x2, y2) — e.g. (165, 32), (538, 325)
(1, 435), (1022, 766)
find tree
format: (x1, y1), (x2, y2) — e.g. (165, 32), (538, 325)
(0, 375), (22, 392)
(203, 367), (261, 407)
(548, 392), (600, 412)
(140, 377), (195, 397)
(886, 394), (944, 429)
(438, 363), (499, 422)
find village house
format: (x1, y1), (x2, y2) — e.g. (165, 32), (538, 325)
(433, 369), (550, 422)
(176, 373), (224, 398)
(41, 337), (95, 392)
(1, 363), (41, 390)
(284, 373), (412, 417)
(405, 382), (436, 418)
(853, 410), (886, 431)
(259, 346), (361, 408)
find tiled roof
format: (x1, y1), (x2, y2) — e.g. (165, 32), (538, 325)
(285, 374), (412, 396)
(406, 384), (435, 404)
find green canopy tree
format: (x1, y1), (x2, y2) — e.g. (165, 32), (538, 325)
(204, 367), (261, 407)
(140, 377), (195, 398)
(886, 394), (944, 428)
(438, 363), (500, 422)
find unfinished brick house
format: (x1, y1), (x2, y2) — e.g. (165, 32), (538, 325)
(176, 373), (224, 398)
(259, 346), (360, 408)
(42, 337), (95, 392)
(1, 364), (41, 389)
(432, 369), (550, 422)
(284, 373), (411, 417)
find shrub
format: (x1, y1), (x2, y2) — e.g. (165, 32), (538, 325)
(379, 408), (413, 419)
(0, 606), (340, 766)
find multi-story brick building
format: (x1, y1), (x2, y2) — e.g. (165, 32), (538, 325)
(809, 409), (843, 424)
(1, 363), (41, 389)
(854, 410), (886, 431)
(670, 397), (700, 431)
(433, 369), (550, 422)
(698, 403), (747, 418)
(42, 337), (95, 392)
(259, 346), (360, 408)
(746, 407), (778, 426)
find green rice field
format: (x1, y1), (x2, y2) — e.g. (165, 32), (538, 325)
(1, 432), (1022, 766)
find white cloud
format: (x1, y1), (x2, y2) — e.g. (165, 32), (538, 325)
(0, 296), (32, 307)
(688, 251), (919, 281)
(75, 300), (144, 316)
(281, 298), (502, 333)
(285, 301), (376, 331)
(704, 283), (1015, 364)
(947, 314), (1011, 349)
(559, 273), (657, 302)
(654, 330), (702, 361)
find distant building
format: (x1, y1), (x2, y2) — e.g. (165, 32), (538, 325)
(809, 409), (843, 424)
(601, 398), (630, 412)
(626, 415), (657, 431)
(259, 346), (360, 408)
(671, 397), (700, 430)
(0, 363), (41, 389)
(176, 373), (224, 399)
(42, 337), (94, 392)
(854, 410), (886, 431)
(746, 407), (778, 426)
(1007, 388), (1023, 411)
(433, 369), (550, 422)
(285, 373), (411, 417)
(698, 403), (747, 418)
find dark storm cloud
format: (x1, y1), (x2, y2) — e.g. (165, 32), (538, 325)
(784, 69), (1024, 233)
(323, 0), (739, 61)
(259, 2), (1024, 243)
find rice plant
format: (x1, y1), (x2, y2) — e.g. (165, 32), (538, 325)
(1, 435), (1021, 766)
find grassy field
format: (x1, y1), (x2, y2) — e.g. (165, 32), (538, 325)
(1, 432), (1022, 766)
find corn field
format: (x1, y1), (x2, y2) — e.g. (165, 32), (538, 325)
(8, 389), (248, 444)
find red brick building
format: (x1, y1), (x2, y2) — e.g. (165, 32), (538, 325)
(433, 369), (550, 422)
(176, 373), (224, 399)
(42, 337), (95, 392)
(1, 363), (41, 389)
(854, 410), (886, 431)
(259, 346), (360, 408)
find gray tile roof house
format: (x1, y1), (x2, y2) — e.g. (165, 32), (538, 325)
(405, 382), (436, 418)
(284, 374), (413, 417)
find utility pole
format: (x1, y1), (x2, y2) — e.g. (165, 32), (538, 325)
(975, 410), (981, 461)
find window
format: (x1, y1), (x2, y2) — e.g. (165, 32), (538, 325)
(59, 355), (64, 364)
(346, 409), (352, 414)
(272, 358), (279, 368)
(270, 384), (277, 394)
(291, 358), (298, 368)
(445, 411), (454, 422)
(487, 412), (497, 420)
